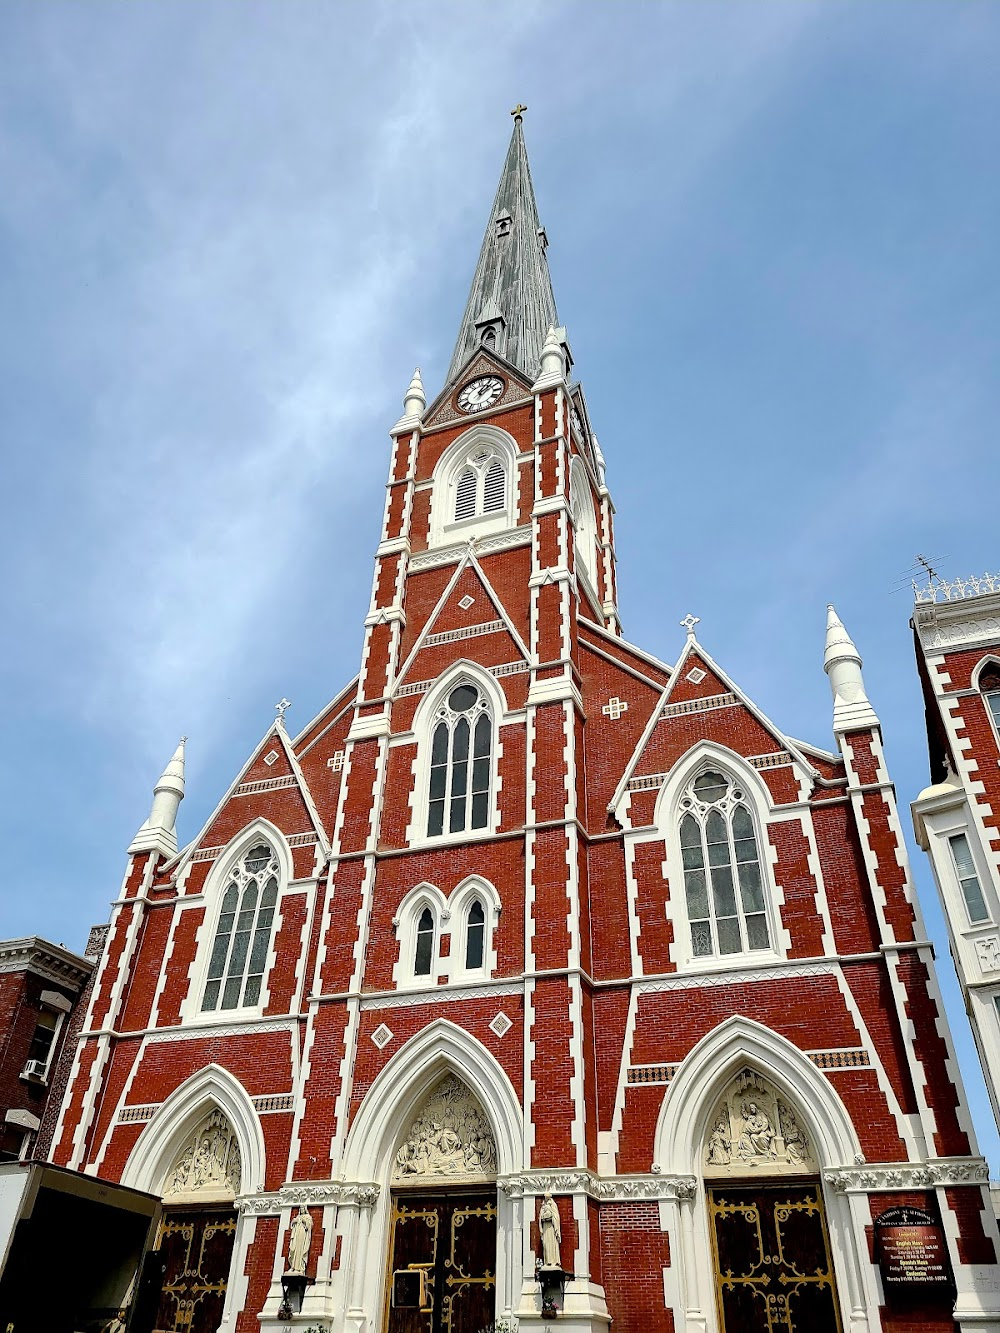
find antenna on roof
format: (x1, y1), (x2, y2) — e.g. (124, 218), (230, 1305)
(889, 553), (948, 595)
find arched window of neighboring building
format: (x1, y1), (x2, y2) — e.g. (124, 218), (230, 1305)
(428, 683), (493, 837)
(979, 662), (1000, 739)
(452, 448), (507, 523)
(465, 899), (486, 970)
(202, 843), (279, 1012)
(414, 907), (435, 976)
(679, 770), (770, 959)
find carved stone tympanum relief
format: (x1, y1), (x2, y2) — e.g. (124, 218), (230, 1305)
(392, 1072), (497, 1181)
(703, 1069), (812, 1177)
(163, 1107), (242, 1200)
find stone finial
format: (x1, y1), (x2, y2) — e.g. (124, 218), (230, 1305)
(128, 737), (186, 858)
(403, 368), (426, 420)
(823, 605), (879, 734)
(533, 326), (567, 391)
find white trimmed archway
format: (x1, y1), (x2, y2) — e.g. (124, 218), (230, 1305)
(121, 1061), (266, 1198)
(652, 1017), (875, 1333)
(338, 1020), (525, 1333)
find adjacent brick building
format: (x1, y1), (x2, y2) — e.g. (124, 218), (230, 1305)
(0, 935), (94, 1162)
(912, 576), (1000, 1134)
(51, 116), (1000, 1333)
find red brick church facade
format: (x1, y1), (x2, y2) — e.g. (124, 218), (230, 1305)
(53, 117), (1000, 1333)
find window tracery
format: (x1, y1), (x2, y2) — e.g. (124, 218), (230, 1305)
(453, 449), (507, 523)
(202, 843), (279, 1012)
(679, 770), (770, 959)
(428, 683), (493, 837)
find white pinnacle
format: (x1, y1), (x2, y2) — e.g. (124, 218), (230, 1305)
(128, 737), (186, 858)
(533, 326), (566, 390)
(823, 605), (879, 735)
(403, 367), (426, 420)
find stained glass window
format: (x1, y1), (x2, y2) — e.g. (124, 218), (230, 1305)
(679, 771), (769, 960)
(202, 843), (280, 1011)
(427, 685), (493, 837)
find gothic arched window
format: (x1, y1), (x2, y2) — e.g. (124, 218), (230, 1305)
(414, 907), (435, 977)
(465, 899), (486, 970)
(427, 684), (493, 837)
(679, 770), (769, 959)
(979, 663), (1000, 740)
(202, 843), (279, 1011)
(452, 449), (507, 523)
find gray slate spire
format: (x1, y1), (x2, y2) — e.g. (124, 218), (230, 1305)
(446, 114), (559, 386)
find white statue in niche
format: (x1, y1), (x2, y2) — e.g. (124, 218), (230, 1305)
(539, 1193), (563, 1269)
(286, 1205), (313, 1276)
(164, 1108), (242, 1198)
(392, 1073), (498, 1181)
(703, 1069), (813, 1177)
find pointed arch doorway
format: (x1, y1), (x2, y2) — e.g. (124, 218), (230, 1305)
(384, 1072), (499, 1333)
(144, 1108), (242, 1333)
(703, 1070), (841, 1333)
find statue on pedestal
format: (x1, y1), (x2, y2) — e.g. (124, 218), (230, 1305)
(539, 1192), (562, 1270)
(286, 1204), (314, 1276)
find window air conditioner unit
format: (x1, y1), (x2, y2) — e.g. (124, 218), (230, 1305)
(22, 1060), (47, 1081)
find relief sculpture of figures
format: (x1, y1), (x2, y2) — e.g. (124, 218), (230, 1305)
(286, 1205), (313, 1276)
(539, 1193), (562, 1270)
(165, 1109), (242, 1197)
(777, 1100), (808, 1165)
(737, 1101), (777, 1161)
(706, 1110), (732, 1166)
(704, 1071), (813, 1176)
(392, 1074), (498, 1181)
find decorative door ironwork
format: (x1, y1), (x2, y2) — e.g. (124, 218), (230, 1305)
(152, 1208), (237, 1333)
(385, 1191), (496, 1333)
(709, 1183), (841, 1332)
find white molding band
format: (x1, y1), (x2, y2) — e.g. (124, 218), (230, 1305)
(823, 1157), (990, 1193)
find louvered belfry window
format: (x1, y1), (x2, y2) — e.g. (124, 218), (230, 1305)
(428, 684), (493, 837)
(679, 771), (769, 959)
(452, 449), (507, 522)
(202, 843), (280, 1011)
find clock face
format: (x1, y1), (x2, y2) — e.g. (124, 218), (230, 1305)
(457, 375), (504, 414)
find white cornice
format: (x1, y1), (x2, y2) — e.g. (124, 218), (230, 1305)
(0, 937), (93, 988)
(823, 1157), (989, 1193)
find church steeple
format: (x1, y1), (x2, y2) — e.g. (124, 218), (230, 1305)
(446, 108), (559, 386)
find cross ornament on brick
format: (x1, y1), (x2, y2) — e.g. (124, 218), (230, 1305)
(602, 697), (629, 721)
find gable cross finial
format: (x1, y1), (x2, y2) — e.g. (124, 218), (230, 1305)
(275, 697), (292, 720)
(680, 613), (701, 639)
(510, 103), (528, 121)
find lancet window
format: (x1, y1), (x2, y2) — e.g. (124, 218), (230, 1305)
(679, 770), (770, 959)
(202, 843), (280, 1012)
(465, 898), (486, 971)
(427, 684), (493, 837)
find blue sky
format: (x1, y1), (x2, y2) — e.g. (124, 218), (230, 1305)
(2, 2), (999, 1162)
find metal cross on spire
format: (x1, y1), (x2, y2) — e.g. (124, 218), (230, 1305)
(510, 102), (528, 120)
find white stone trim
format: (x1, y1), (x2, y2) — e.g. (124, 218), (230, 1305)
(121, 1062), (266, 1196)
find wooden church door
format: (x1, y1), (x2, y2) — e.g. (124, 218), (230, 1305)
(151, 1208), (238, 1333)
(708, 1182), (841, 1332)
(385, 1191), (497, 1333)
(703, 1070), (842, 1332)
